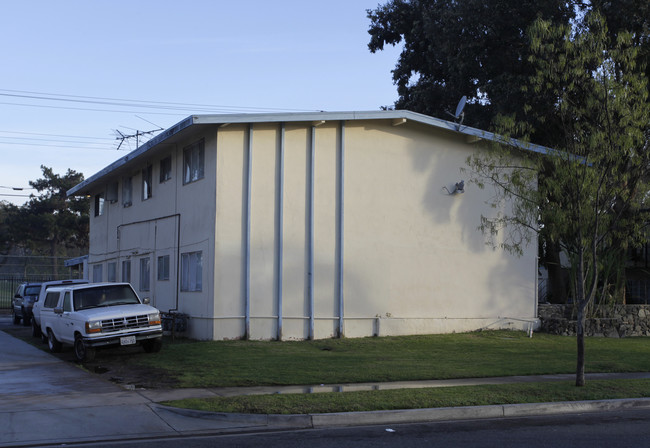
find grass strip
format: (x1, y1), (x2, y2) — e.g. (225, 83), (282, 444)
(163, 379), (650, 414)
(137, 330), (650, 387)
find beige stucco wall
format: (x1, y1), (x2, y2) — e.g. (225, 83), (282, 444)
(86, 116), (537, 341)
(211, 119), (537, 340)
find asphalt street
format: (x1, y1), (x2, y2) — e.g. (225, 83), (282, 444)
(3, 314), (650, 447)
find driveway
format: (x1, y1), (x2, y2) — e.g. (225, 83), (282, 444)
(0, 315), (267, 447)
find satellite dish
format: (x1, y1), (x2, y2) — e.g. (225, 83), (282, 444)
(454, 96), (467, 119)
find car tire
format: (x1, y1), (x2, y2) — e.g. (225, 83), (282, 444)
(12, 309), (20, 325)
(74, 335), (95, 363)
(32, 318), (42, 338)
(47, 330), (62, 353)
(21, 309), (30, 327)
(143, 338), (162, 353)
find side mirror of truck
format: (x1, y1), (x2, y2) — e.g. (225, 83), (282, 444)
(54, 306), (64, 315)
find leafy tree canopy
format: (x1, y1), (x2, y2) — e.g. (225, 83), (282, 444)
(467, 12), (649, 386)
(1, 166), (89, 275)
(367, 0), (576, 132)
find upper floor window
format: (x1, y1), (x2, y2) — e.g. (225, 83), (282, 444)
(142, 165), (153, 200)
(94, 193), (105, 217)
(183, 139), (204, 185)
(123, 176), (133, 207)
(160, 156), (172, 183)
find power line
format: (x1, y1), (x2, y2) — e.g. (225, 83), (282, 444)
(0, 186), (35, 190)
(0, 129), (114, 141)
(0, 193), (31, 198)
(0, 135), (115, 146)
(0, 88), (319, 113)
(0, 100), (189, 116)
(0, 140), (119, 151)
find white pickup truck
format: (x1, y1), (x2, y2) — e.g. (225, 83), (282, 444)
(39, 282), (163, 362)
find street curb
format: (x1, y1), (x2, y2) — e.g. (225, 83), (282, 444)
(309, 397), (650, 427)
(156, 397), (650, 430)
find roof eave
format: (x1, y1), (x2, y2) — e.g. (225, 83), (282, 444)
(67, 110), (551, 197)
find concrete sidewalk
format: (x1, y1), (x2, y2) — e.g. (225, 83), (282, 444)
(2, 314), (650, 447)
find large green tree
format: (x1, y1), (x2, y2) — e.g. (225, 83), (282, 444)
(4, 166), (89, 276)
(368, 0), (650, 305)
(367, 0), (576, 131)
(467, 12), (650, 386)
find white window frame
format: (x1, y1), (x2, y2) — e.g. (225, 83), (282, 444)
(157, 255), (170, 281)
(92, 264), (103, 282)
(142, 165), (153, 200)
(122, 260), (131, 283)
(183, 139), (205, 185)
(107, 262), (117, 282)
(94, 193), (105, 217)
(160, 156), (172, 183)
(139, 257), (150, 291)
(122, 176), (133, 207)
(181, 251), (202, 291)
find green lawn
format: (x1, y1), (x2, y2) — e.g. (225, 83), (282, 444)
(143, 330), (650, 413)
(10, 325), (650, 414)
(137, 330), (650, 388)
(165, 379), (650, 414)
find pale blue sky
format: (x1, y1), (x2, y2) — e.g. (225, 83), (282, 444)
(0, 0), (401, 204)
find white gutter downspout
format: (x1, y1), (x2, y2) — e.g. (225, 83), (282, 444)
(308, 125), (316, 340)
(245, 124), (253, 339)
(337, 121), (345, 338)
(277, 123), (285, 340)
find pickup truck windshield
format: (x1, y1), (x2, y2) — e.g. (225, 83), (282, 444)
(73, 285), (140, 311)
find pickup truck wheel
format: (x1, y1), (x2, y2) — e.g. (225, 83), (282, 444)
(32, 318), (42, 338)
(74, 336), (95, 362)
(47, 330), (62, 353)
(143, 339), (162, 353)
(12, 309), (20, 325)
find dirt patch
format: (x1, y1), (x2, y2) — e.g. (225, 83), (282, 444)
(2, 324), (179, 390)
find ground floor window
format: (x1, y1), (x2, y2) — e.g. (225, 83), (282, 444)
(157, 255), (170, 281)
(107, 262), (117, 282)
(181, 251), (202, 291)
(122, 260), (131, 283)
(140, 257), (150, 291)
(92, 264), (103, 282)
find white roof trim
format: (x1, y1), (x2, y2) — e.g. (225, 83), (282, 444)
(68, 110), (550, 196)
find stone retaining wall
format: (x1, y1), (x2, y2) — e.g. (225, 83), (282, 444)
(538, 304), (650, 338)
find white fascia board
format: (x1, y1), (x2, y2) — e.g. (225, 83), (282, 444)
(192, 110), (551, 156)
(67, 110), (551, 197)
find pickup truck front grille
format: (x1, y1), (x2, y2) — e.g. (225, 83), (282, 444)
(101, 315), (150, 332)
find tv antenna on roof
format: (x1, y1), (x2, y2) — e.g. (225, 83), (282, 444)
(114, 116), (163, 150)
(446, 95), (467, 130)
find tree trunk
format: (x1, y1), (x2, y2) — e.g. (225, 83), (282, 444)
(575, 247), (587, 387)
(576, 301), (586, 387)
